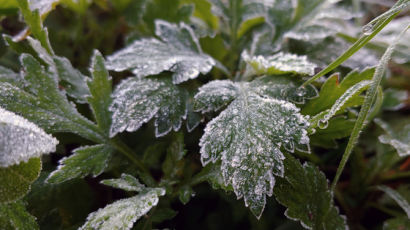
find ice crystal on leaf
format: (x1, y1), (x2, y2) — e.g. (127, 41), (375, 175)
(375, 118), (410, 157)
(110, 77), (188, 137)
(106, 20), (215, 84)
(195, 76), (317, 218)
(0, 107), (58, 167)
(80, 175), (165, 230)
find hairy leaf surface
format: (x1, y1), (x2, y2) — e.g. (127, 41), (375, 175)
(106, 20), (215, 84)
(0, 107), (58, 167)
(0, 158), (41, 203)
(110, 77), (188, 137)
(274, 154), (347, 230)
(47, 145), (114, 184)
(196, 76), (316, 217)
(0, 201), (39, 230)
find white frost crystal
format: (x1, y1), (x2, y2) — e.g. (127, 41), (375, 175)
(0, 107), (58, 167)
(106, 20), (215, 84)
(28, 0), (59, 15)
(80, 187), (165, 230)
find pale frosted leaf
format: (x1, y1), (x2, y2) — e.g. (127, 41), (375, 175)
(0, 158), (41, 203)
(243, 51), (317, 75)
(0, 107), (58, 167)
(28, 0), (59, 15)
(378, 185), (410, 218)
(194, 80), (239, 113)
(382, 89), (408, 111)
(0, 54), (104, 143)
(101, 174), (145, 192)
(274, 154), (348, 230)
(106, 20), (215, 84)
(197, 76), (312, 218)
(0, 66), (22, 85)
(0, 201), (39, 230)
(110, 77), (188, 137)
(80, 187), (166, 230)
(46, 144), (113, 184)
(375, 118), (410, 157)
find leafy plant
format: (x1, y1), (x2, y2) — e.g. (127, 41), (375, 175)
(0, 0), (409, 229)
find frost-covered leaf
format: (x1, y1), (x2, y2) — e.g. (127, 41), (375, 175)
(106, 20), (215, 84)
(0, 158), (41, 203)
(302, 68), (375, 115)
(0, 54), (104, 143)
(110, 77), (188, 137)
(196, 76), (315, 218)
(194, 80), (239, 113)
(0, 107), (58, 167)
(101, 174), (145, 192)
(28, 0), (59, 15)
(382, 88), (408, 111)
(0, 66), (21, 85)
(383, 217), (410, 230)
(378, 185), (410, 218)
(87, 50), (112, 135)
(243, 51), (317, 76)
(80, 187), (165, 230)
(274, 154), (347, 230)
(46, 144), (114, 184)
(375, 118), (410, 157)
(0, 201), (39, 230)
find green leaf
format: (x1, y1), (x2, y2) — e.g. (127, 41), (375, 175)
(375, 118), (410, 157)
(383, 217), (410, 230)
(378, 185), (410, 218)
(302, 68), (375, 115)
(87, 50), (112, 136)
(162, 132), (186, 179)
(195, 76), (316, 218)
(46, 144), (114, 184)
(274, 154), (347, 230)
(109, 77), (188, 137)
(310, 117), (355, 148)
(0, 201), (39, 230)
(0, 158), (41, 203)
(79, 187), (165, 230)
(122, 0), (149, 26)
(382, 88), (408, 111)
(101, 174), (145, 192)
(0, 54), (104, 143)
(0, 107), (58, 167)
(106, 20), (216, 84)
(243, 51), (317, 76)
(0, 66), (21, 85)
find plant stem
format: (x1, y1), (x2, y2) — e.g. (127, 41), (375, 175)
(109, 137), (156, 187)
(331, 23), (410, 192)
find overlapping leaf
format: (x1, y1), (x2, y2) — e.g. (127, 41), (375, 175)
(110, 77), (188, 137)
(80, 175), (165, 230)
(0, 201), (39, 230)
(195, 76), (317, 217)
(106, 20), (216, 84)
(375, 118), (410, 157)
(274, 154), (347, 230)
(0, 107), (58, 167)
(0, 158), (41, 203)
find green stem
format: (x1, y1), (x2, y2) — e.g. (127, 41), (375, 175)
(109, 137), (156, 187)
(330, 24), (410, 192)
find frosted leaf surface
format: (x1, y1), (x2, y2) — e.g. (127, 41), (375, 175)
(274, 154), (348, 230)
(0, 107), (58, 167)
(101, 174), (146, 192)
(0, 54), (104, 143)
(377, 185), (410, 218)
(194, 80), (239, 112)
(0, 66), (21, 85)
(0, 201), (39, 230)
(110, 77), (188, 137)
(80, 187), (165, 230)
(46, 144), (114, 184)
(196, 76), (313, 217)
(28, 0), (59, 15)
(242, 51), (317, 76)
(106, 20), (215, 84)
(375, 118), (410, 157)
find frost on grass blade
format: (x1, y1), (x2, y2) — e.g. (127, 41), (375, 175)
(101, 174), (145, 192)
(0, 158), (41, 203)
(377, 185), (410, 218)
(274, 154), (347, 230)
(80, 187), (165, 230)
(196, 76), (314, 218)
(0, 107), (58, 167)
(106, 20), (215, 84)
(109, 77), (188, 137)
(46, 145), (114, 184)
(0, 201), (39, 230)
(242, 51), (317, 76)
(375, 118), (410, 157)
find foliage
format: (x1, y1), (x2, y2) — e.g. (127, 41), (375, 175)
(0, 0), (409, 229)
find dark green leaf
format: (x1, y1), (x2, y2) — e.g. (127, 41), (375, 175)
(101, 174), (145, 192)
(0, 201), (39, 230)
